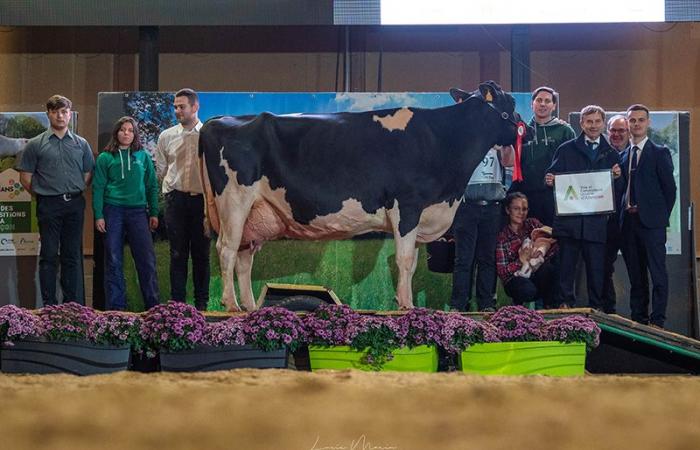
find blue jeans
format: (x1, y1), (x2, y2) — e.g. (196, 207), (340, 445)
(103, 204), (160, 310)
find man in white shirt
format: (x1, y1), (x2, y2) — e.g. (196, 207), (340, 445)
(156, 88), (210, 310)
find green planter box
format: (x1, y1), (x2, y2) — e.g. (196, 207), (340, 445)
(1, 338), (131, 376)
(308, 344), (438, 372)
(459, 341), (586, 376)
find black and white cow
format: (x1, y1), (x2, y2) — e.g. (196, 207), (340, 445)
(199, 81), (531, 311)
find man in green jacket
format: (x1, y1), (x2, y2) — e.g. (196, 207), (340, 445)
(510, 86), (575, 226)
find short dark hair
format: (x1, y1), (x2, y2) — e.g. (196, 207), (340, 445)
(46, 95), (72, 111)
(175, 88), (199, 106)
(580, 105), (605, 120)
(105, 116), (142, 154)
(627, 104), (649, 116)
(531, 86), (557, 104)
(505, 191), (528, 209)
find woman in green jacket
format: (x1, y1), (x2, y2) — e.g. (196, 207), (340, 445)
(93, 116), (160, 310)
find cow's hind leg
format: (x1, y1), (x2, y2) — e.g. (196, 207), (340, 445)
(217, 234), (241, 312)
(235, 247), (257, 311)
(216, 198), (255, 312)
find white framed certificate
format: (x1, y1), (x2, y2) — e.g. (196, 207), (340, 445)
(554, 169), (615, 216)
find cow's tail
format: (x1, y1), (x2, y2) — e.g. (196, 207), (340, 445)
(199, 152), (220, 237)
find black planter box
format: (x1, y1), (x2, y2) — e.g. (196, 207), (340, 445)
(1, 338), (131, 376)
(160, 344), (293, 372)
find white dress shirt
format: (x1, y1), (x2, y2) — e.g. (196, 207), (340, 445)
(155, 121), (204, 195)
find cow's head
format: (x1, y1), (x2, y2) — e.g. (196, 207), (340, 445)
(450, 81), (534, 146)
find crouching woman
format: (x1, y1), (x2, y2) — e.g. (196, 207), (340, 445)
(93, 116), (160, 310)
(495, 192), (558, 309)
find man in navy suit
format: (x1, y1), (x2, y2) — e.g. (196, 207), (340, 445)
(601, 115), (631, 314)
(620, 104), (676, 328)
(545, 105), (622, 309)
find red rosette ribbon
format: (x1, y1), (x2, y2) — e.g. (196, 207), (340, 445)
(512, 121), (526, 182)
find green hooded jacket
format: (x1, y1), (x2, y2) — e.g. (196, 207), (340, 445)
(514, 117), (575, 193)
(92, 148), (159, 220)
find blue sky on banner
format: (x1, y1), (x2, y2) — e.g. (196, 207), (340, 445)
(197, 92), (533, 123)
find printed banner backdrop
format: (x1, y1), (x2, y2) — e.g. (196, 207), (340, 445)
(97, 91), (531, 312)
(98, 91), (533, 153)
(0, 112), (76, 256)
(0, 168), (37, 255)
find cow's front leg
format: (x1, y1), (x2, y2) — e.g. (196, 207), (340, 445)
(235, 247), (257, 311)
(392, 229), (419, 310)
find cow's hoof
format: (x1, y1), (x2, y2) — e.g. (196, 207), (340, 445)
(221, 301), (242, 312)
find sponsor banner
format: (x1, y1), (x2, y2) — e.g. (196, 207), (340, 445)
(554, 169), (615, 216)
(0, 168), (38, 255)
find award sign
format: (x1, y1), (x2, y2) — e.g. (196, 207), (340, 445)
(554, 169), (615, 216)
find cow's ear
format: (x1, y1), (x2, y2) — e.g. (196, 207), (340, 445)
(479, 83), (494, 103)
(449, 88), (470, 103)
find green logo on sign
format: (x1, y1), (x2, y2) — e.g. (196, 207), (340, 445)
(564, 185), (578, 200)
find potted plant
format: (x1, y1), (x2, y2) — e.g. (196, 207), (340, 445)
(149, 303), (302, 372)
(441, 313), (501, 355)
(1, 303), (136, 375)
(305, 305), (441, 372)
(458, 306), (600, 376)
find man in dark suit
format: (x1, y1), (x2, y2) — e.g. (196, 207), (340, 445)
(545, 105), (622, 309)
(601, 115), (631, 314)
(620, 104), (676, 328)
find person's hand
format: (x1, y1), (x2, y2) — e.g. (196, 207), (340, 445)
(611, 163), (621, 179)
(149, 216), (159, 231)
(518, 244), (531, 264)
(95, 219), (106, 233)
(545, 173), (555, 187)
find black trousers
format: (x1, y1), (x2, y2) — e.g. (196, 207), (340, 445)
(621, 212), (668, 327)
(449, 201), (501, 311)
(601, 218), (623, 314)
(556, 236), (605, 308)
(36, 194), (85, 305)
(164, 190), (210, 309)
(503, 259), (556, 308)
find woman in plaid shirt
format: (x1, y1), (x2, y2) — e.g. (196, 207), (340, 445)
(496, 192), (559, 309)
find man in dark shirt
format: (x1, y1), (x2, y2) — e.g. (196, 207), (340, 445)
(510, 86), (575, 226)
(17, 94), (94, 305)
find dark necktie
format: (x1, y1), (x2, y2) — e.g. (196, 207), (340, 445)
(586, 141), (598, 160)
(629, 146), (639, 205)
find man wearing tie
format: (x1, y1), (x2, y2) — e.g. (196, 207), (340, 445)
(545, 105), (622, 309)
(620, 104), (676, 328)
(601, 115), (631, 314)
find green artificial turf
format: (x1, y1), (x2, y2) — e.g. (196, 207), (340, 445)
(123, 239), (511, 312)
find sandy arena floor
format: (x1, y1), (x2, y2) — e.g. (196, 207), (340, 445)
(1, 370), (699, 450)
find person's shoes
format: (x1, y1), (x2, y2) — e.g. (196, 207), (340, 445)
(480, 307), (496, 313)
(649, 323), (665, 331)
(558, 303), (571, 309)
